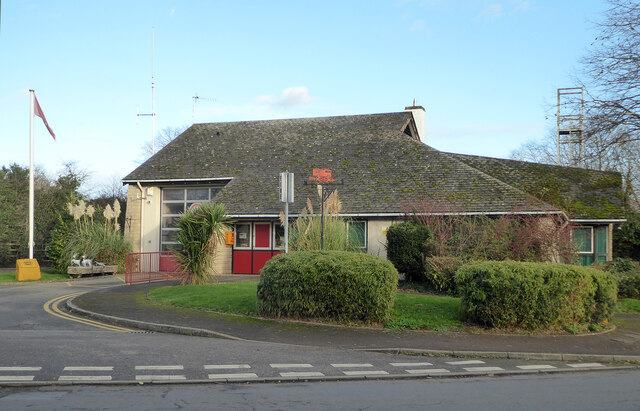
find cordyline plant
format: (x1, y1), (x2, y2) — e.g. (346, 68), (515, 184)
(175, 202), (231, 285)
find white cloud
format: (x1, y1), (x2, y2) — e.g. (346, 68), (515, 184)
(478, 3), (504, 20)
(409, 19), (426, 32)
(254, 86), (311, 108)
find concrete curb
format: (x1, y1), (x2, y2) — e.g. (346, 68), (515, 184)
(65, 297), (246, 341)
(2, 365), (639, 388)
(65, 295), (640, 364)
(360, 348), (640, 363)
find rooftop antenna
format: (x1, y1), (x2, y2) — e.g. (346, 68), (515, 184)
(192, 93), (216, 124)
(137, 28), (156, 154)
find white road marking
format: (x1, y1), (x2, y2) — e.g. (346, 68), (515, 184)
(446, 360), (485, 365)
(517, 365), (557, 370)
(280, 371), (325, 378)
(135, 375), (187, 381)
(342, 370), (389, 376)
(58, 375), (112, 381)
(204, 364), (251, 370)
(405, 369), (451, 374)
(463, 366), (504, 372)
(331, 363), (373, 368)
(567, 363), (604, 368)
(269, 364), (313, 368)
(0, 376), (35, 381)
(135, 365), (184, 370)
(63, 366), (113, 371)
(0, 367), (41, 371)
(208, 373), (258, 380)
(390, 362), (433, 367)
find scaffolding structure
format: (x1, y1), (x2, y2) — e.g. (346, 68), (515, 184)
(557, 87), (585, 167)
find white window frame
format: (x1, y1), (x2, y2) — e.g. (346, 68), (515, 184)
(234, 223), (252, 250)
(347, 220), (367, 250)
(253, 222), (272, 250)
(160, 186), (221, 251)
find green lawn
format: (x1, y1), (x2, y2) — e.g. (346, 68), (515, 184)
(618, 298), (640, 314)
(147, 282), (464, 331)
(0, 270), (68, 283)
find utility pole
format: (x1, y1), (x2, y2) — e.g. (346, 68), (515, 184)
(137, 28), (156, 154)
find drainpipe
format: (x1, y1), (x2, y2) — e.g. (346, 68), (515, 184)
(136, 182), (145, 252)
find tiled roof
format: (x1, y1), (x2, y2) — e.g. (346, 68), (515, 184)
(123, 112), (617, 217)
(449, 153), (625, 219)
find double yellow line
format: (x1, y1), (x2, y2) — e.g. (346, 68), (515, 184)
(43, 293), (136, 332)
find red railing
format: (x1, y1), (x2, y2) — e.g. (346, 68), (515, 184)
(125, 251), (184, 284)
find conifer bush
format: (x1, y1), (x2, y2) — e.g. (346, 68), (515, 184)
(386, 221), (432, 281)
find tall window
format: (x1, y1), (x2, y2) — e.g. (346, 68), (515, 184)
(161, 187), (221, 251)
(348, 221), (367, 249)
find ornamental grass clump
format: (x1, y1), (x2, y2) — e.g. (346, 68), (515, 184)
(174, 202), (231, 285)
(59, 199), (131, 272)
(286, 191), (359, 252)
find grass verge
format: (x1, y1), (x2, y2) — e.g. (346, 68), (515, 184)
(147, 282), (464, 331)
(618, 298), (640, 314)
(0, 270), (68, 283)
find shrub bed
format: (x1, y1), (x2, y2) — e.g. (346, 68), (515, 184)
(455, 261), (618, 330)
(593, 258), (640, 299)
(386, 221), (432, 282)
(423, 256), (465, 294)
(257, 250), (398, 323)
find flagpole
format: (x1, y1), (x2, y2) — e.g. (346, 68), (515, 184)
(28, 90), (35, 259)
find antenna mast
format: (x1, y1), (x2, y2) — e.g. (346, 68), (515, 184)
(136, 28), (156, 154)
(556, 87), (585, 167)
(192, 93), (216, 124)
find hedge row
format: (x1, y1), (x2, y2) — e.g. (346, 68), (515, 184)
(257, 250), (398, 324)
(455, 261), (618, 330)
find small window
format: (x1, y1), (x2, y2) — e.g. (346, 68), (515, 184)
(235, 224), (251, 248)
(572, 227), (593, 254)
(348, 221), (366, 249)
(274, 224), (285, 250)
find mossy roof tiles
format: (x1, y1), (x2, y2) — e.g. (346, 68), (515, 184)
(123, 112), (622, 219)
(449, 153), (625, 219)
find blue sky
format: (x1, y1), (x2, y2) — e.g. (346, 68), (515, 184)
(0, 1), (609, 192)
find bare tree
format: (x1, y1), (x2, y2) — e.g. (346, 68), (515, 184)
(139, 126), (188, 160)
(580, 0), (640, 147)
(512, 124), (640, 208)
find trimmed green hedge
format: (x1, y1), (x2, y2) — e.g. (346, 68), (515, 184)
(387, 221), (432, 282)
(455, 261), (617, 330)
(257, 251), (398, 323)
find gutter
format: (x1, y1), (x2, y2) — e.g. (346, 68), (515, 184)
(122, 177), (233, 184)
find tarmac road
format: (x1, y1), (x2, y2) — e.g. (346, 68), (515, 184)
(0, 276), (638, 385)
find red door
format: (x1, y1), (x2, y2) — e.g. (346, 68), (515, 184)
(252, 223), (271, 273)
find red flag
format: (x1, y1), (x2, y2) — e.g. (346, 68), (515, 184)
(33, 94), (56, 140)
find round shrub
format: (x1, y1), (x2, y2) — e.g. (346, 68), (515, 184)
(455, 261), (618, 330)
(386, 221), (432, 282)
(257, 250), (398, 323)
